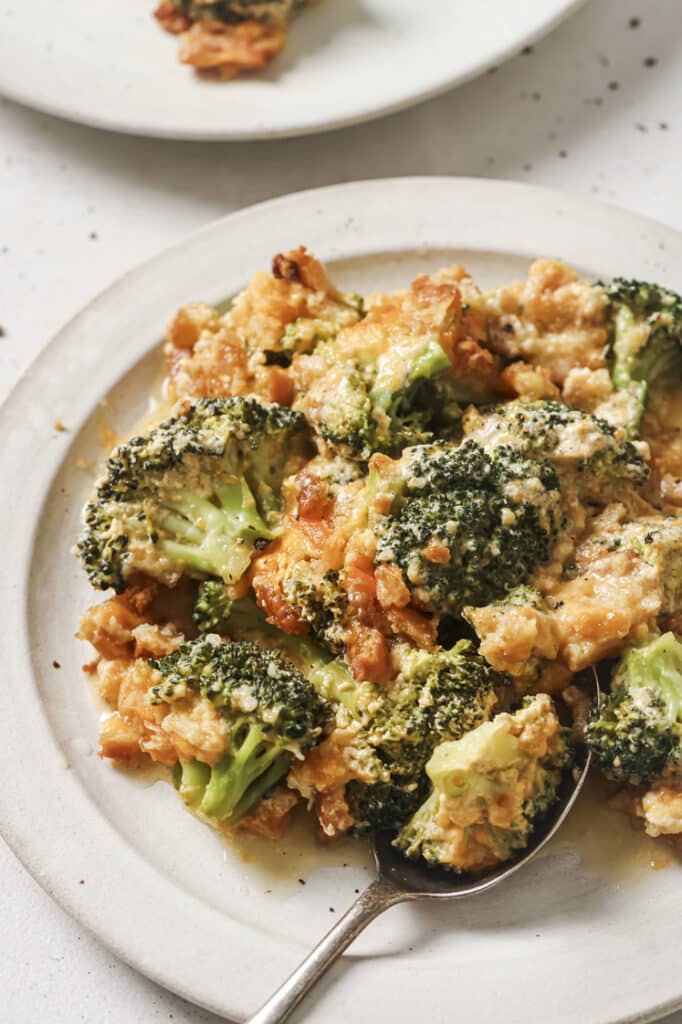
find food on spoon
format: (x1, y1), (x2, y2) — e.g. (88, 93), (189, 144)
(394, 695), (571, 872)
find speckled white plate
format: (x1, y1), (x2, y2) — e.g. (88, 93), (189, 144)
(0, 0), (585, 140)
(2, 178), (682, 1024)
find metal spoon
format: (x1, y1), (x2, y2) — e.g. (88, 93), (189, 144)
(249, 677), (596, 1024)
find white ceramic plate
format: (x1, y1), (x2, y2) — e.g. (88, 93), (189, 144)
(2, 178), (682, 1024)
(0, 0), (585, 140)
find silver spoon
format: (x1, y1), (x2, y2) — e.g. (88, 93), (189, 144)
(249, 675), (597, 1024)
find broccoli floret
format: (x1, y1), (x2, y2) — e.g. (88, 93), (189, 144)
(463, 399), (649, 499)
(190, 587), (377, 719)
(586, 632), (682, 785)
(306, 336), (463, 461)
(280, 317), (347, 357)
(280, 565), (348, 652)
(77, 397), (307, 593)
(150, 637), (329, 823)
(606, 279), (682, 436)
(193, 579), (233, 633)
(345, 641), (508, 832)
(394, 694), (571, 871)
(372, 440), (565, 615)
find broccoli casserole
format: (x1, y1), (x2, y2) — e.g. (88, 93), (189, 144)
(76, 250), (682, 873)
(154, 0), (310, 78)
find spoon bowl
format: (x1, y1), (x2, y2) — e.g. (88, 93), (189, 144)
(249, 675), (597, 1024)
(371, 740), (591, 901)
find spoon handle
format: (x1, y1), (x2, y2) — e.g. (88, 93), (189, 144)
(248, 875), (404, 1024)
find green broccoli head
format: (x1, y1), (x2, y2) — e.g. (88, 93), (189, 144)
(190, 585), (356, 705)
(150, 637), (330, 823)
(306, 335), (462, 461)
(77, 397), (307, 593)
(345, 641), (508, 833)
(394, 693), (571, 871)
(280, 316), (351, 358)
(463, 399), (649, 499)
(170, 0), (302, 25)
(586, 632), (682, 785)
(193, 579), (233, 634)
(280, 565), (348, 653)
(606, 279), (682, 436)
(372, 439), (565, 615)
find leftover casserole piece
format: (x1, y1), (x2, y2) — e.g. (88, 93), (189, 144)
(154, 0), (310, 78)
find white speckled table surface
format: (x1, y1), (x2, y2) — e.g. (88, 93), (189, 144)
(2, 1), (682, 1021)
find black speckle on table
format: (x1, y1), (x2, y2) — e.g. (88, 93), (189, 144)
(89, 231), (98, 241)
(608, 80), (620, 91)
(559, 150), (568, 159)
(521, 45), (533, 56)
(635, 123), (648, 133)
(659, 122), (669, 131)
(52, 660), (61, 669)
(643, 56), (658, 68)
(329, 907), (335, 913)
(298, 878), (306, 885)
(531, 91), (541, 102)
(628, 16), (641, 29)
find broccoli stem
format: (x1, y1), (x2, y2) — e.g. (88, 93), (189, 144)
(230, 754), (292, 821)
(173, 759), (211, 808)
(200, 720), (292, 822)
(307, 659), (375, 720)
(622, 632), (682, 721)
(611, 305), (681, 437)
(370, 336), (451, 414)
(156, 479), (274, 583)
(408, 337), (453, 382)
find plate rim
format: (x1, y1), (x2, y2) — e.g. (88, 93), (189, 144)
(0, 0), (586, 141)
(3, 176), (682, 1024)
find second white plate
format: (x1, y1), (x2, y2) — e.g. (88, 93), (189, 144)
(0, 0), (584, 139)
